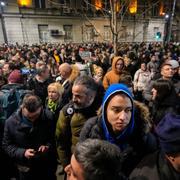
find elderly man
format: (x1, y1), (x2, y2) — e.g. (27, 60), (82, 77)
(2, 94), (57, 180)
(56, 63), (73, 106)
(56, 76), (102, 169)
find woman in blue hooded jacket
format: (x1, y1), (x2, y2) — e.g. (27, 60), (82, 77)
(80, 84), (157, 176)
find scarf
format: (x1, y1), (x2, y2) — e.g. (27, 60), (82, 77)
(54, 54), (60, 64)
(48, 99), (58, 112)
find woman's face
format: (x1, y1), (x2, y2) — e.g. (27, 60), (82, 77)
(48, 87), (60, 102)
(96, 69), (103, 77)
(115, 59), (124, 73)
(141, 63), (146, 71)
(106, 94), (132, 134)
(54, 50), (58, 55)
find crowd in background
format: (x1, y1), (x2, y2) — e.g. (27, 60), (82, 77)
(0, 41), (179, 180)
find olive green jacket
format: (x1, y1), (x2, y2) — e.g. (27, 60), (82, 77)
(56, 102), (97, 167)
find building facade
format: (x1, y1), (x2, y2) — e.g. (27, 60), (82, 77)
(0, 0), (179, 44)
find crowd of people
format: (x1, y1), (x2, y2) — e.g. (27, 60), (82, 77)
(0, 42), (179, 180)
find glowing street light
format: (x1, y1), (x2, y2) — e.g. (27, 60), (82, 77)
(0, 1), (5, 6)
(165, 14), (169, 19)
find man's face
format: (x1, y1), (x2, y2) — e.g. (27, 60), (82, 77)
(2, 64), (10, 76)
(65, 155), (84, 180)
(115, 59), (124, 73)
(151, 55), (156, 62)
(106, 94), (132, 134)
(22, 107), (42, 122)
(72, 85), (92, 109)
(41, 68), (50, 80)
(30, 62), (36, 69)
(161, 65), (173, 79)
(59, 66), (68, 80)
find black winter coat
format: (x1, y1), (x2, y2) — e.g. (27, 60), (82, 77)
(2, 109), (57, 179)
(130, 151), (180, 180)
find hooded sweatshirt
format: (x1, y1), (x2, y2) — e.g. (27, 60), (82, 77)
(101, 84), (135, 150)
(103, 56), (125, 90)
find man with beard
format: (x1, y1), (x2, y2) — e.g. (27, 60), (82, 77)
(56, 76), (102, 170)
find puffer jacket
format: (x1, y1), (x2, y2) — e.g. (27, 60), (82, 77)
(133, 69), (152, 91)
(80, 84), (157, 176)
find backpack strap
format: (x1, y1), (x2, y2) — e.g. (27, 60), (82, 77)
(0, 89), (16, 108)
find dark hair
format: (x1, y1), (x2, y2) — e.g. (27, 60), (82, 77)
(160, 62), (172, 70)
(4, 62), (15, 71)
(153, 79), (173, 102)
(22, 94), (42, 112)
(36, 64), (48, 75)
(152, 80), (177, 124)
(74, 139), (127, 180)
(119, 74), (133, 88)
(73, 75), (98, 92)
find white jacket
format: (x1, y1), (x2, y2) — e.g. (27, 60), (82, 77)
(133, 69), (152, 91)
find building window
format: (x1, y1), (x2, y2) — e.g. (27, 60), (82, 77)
(154, 27), (159, 34)
(151, 4), (159, 16)
(35, 0), (46, 8)
(38, 25), (48, 43)
(58, 0), (70, 5)
(153, 27), (159, 39)
(63, 25), (73, 41)
(85, 25), (94, 42)
(104, 25), (111, 41)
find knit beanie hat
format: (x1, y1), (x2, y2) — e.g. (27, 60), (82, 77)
(8, 70), (23, 84)
(155, 113), (180, 154)
(167, 60), (179, 69)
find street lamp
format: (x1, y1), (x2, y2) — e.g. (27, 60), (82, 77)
(165, 14), (169, 19)
(129, 0), (137, 42)
(0, 1), (7, 44)
(168, 0), (177, 42)
(0, 1), (5, 6)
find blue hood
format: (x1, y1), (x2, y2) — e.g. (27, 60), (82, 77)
(102, 84), (135, 150)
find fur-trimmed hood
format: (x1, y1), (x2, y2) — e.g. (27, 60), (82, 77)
(97, 98), (152, 135)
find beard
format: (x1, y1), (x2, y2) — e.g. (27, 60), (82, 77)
(73, 97), (95, 110)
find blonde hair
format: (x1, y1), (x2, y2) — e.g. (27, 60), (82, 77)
(68, 64), (80, 82)
(48, 82), (64, 96)
(94, 66), (103, 75)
